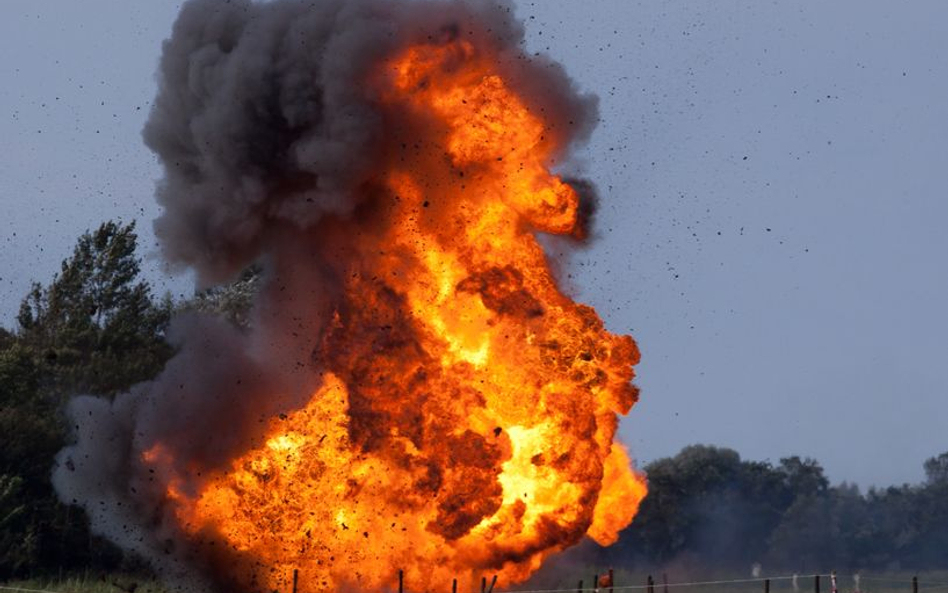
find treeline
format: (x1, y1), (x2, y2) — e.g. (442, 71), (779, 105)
(0, 221), (261, 580)
(1, 222), (173, 578)
(1, 222), (947, 580)
(600, 446), (948, 573)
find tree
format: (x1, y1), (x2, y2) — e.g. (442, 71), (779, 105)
(777, 456), (829, 497)
(179, 264), (261, 329)
(0, 327), (13, 351)
(16, 220), (173, 398)
(0, 475), (34, 577)
(907, 479), (948, 567)
(0, 221), (173, 579)
(923, 452), (948, 485)
(0, 344), (58, 488)
(608, 445), (795, 567)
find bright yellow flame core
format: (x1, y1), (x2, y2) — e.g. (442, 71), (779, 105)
(144, 40), (645, 593)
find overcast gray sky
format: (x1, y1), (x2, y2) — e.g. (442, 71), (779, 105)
(1, 0), (946, 489)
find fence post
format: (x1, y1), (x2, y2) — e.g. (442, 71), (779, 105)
(578, 580), (584, 593)
(453, 579), (458, 593)
(913, 576), (919, 593)
(647, 575), (655, 593)
(399, 570), (404, 593)
(609, 569), (615, 593)
(292, 569), (299, 593)
(481, 576), (487, 593)
(814, 575), (820, 593)
(594, 574), (599, 592)
(764, 579), (770, 593)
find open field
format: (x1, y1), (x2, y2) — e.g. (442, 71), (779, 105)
(506, 571), (948, 593)
(4, 572), (948, 593)
(0, 574), (168, 593)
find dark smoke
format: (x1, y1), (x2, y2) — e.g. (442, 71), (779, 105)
(53, 0), (599, 590)
(142, 0), (596, 284)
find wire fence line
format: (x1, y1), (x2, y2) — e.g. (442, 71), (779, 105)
(498, 575), (827, 593)
(480, 573), (943, 593)
(863, 580), (948, 588)
(1, 573), (939, 593)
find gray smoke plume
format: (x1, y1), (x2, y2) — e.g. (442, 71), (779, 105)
(142, 0), (595, 284)
(53, 0), (599, 591)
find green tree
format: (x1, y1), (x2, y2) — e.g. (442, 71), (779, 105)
(923, 452), (948, 485)
(0, 327), (13, 350)
(179, 264), (260, 329)
(0, 221), (172, 579)
(0, 344), (58, 487)
(610, 445), (797, 567)
(0, 475), (33, 576)
(606, 447), (846, 571)
(778, 456), (829, 497)
(16, 220), (172, 399)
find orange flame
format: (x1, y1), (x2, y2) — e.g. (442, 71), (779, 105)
(144, 39), (645, 592)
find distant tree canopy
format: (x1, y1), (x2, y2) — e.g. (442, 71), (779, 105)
(603, 445), (948, 573)
(923, 452), (948, 485)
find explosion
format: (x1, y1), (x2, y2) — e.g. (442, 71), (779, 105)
(53, 1), (646, 592)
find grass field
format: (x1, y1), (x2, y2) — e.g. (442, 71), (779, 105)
(0, 574), (168, 593)
(513, 570), (948, 593)
(3, 571), (947, 593)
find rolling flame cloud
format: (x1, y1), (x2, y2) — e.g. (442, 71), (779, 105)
(53, 1), (646, 592)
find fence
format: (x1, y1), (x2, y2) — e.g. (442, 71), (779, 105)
(2, 571), (946, 593)
(394, 573), (948, 593)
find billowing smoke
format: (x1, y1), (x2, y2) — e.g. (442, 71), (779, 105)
(142, 0), (594, 283)
(53, 1), (643, 592)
